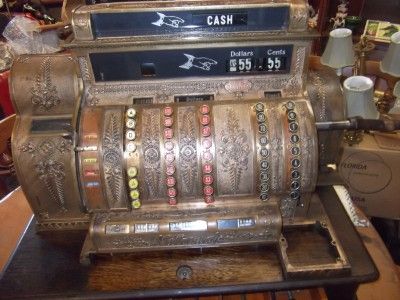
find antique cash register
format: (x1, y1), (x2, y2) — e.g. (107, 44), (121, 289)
(9, 0), (372, 278)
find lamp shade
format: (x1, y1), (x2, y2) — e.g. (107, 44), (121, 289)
(380, 32), (400, 77)
(389, 81), (400, 114)
(394, 80), (400, 99)
(343, 76), (378, 119)
(321, 28), (356, 69)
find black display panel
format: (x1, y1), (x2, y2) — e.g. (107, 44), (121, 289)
(90, 7), (289, 38)
(90, 45), (293, 82)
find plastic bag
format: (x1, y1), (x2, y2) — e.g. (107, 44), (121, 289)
(2, 15), (60, 54)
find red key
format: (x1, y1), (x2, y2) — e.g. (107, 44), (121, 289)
(203, 163), (213, 174)
(164, 128), (173, 139)
(166, 176), (176, 187)
(202, 126), (211, 137)
(164, 106), (173, 116)
(166, 164), (176, 176)
(168, 197), (177, 205)
(200, 115), (210, 126)
(203, 185), (214, 196)
(203, 175), (214, 185)
(168, 187), (177, 198)
(164, 117), (173, 127)
(200, 104), (210, 115)
(204, 195), (215, 204)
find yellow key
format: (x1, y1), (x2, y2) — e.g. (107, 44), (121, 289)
(130, 189), (140, 200)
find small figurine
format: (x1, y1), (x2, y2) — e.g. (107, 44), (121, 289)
(307, 4), (319, 29)
(330, 0), (349, 29)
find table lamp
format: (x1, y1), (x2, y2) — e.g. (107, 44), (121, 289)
(380, 32), (400, 77)
(343, 75), (377, 144)
(343, 75), (378, 119)
(321, 28), (356, 76)
(379, 32), (400, 114)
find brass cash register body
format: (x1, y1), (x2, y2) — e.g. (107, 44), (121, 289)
(10, 0), (349, 276)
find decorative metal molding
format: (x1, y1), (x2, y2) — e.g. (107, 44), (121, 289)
(267, 104), (284, 193)
(297, 103), (317, 191)
(15, 56), (30, 63)
(308, 72), (328, 122)
(18, 138), (72, 211)
(96, 204), (276, 223)
(84, 55), (305, 104)
(108, 229), (276, 249)
(102, 110), (125, 208)
(86, 87), (100, 106)
(215, 105), (252, 195)
(37, 220), (90, 231)
(78, 56), (92, 82)
(30, 57), (61, 110)
(178, 107), (198, 196)
(142, 108), (162, 198)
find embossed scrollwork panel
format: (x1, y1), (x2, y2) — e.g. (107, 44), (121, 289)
(213, 104), (254, 196)
(102, 109), (128, 209)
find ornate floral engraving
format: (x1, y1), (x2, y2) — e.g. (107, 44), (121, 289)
(280, 197), (296, 218)
(30, 57), (60, 110)
(215, 106), (252, 195)
(289, 6), (308, 31)
(36, 160), (66, 210)
(142, 109), (162, 198)
(18, 138), (71, 211)
(178, 107), (198, 196)
(102, 110), (125, 208)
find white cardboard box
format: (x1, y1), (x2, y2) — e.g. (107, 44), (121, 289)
(339, 132), (400, 220)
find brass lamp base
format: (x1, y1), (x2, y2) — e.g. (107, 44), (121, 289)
(344, 130), (364, 145)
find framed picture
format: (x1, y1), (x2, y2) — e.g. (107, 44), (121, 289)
(363, 19), (400, 43)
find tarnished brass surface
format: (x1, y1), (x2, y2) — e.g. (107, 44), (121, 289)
(9, 0), (349, 277)
(10, 54), (88, 230)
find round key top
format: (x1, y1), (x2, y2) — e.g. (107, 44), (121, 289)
(166, 176), (176, 187)
(167, 187), (177, 198)
(132, 199), (141, 209)
(203, 163), (213, 174)
(126, 130), (136, 141)
(127, 167), (138, 178)
(127, 108), (137, 118)
(164, 106), (173, 116)
(126, 119), (136, 129)
(164, 117), (173, 127)
(203, 175), (214, 185)
(200, 104), (210, 115)
(126, 142), (137, 152)
(129, 178), (139, 189)
(130, 189), (140, 200)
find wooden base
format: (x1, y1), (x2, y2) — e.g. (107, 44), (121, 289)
(0, 187), (378, 299)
